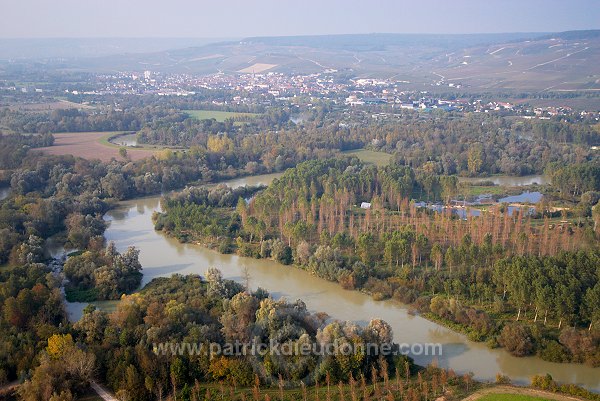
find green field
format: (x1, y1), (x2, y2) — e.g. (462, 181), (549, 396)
(478, 394), (554, 401)
(464, 185), (508, 197)
(184, 109), (258, 122)
(342, 149), (393, 167)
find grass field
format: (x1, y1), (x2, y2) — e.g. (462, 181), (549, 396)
(462, 385), (585, 401)
(342, 149), (393, 167)
(37, 131), (156, 162)
(184, 109), (258, 122)
(477, 394), (553, 401)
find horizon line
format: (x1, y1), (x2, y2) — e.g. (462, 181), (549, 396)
(2, 29), (600, 41)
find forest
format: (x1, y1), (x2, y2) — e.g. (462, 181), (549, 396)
(136, 109), (600, 177)
(0, 131), (435, 401)
(3, 104), (600, 178)
(155, 158), (600, 366)
(1, 100), (600, 399)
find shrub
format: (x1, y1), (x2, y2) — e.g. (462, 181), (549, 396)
(495, 373), (511, 384)
(499, 323), (534, 356)
(538, 339), (570, 363)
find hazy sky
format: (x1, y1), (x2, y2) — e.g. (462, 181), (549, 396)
(1, 0), (598, 38)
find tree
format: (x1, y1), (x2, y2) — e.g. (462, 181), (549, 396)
(101, 172), (130, 200)
(19, 335), (95, 401)
(220, 292), (258, 342)
(357, 233), (376, 265)
(584, 283), (600, 331)
(467, 143), (484, 176)
(295, 241), (312, 265)
(498, 323), (534, 356)
(15, 235), (45, 265)
(430, 243), (443, 271)
(47, 334), (75, 359)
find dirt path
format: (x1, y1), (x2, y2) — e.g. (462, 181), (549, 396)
(462, 385), (587, 401)
(0, 381), (19, 396)
(91, 381), (119, 401)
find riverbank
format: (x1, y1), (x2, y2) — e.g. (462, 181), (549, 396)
(73, 192), (600, 391)
(59, 169), (599, 392)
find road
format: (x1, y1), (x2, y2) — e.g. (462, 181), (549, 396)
(91, 381), (119, 401)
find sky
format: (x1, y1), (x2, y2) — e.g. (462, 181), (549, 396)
(0, 0), (598, 38)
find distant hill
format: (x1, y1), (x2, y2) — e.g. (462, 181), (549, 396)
(1, 31), (599, 92)
(243, 32), (545, 51)
(538, 30), (600, 41)
(0, 37), (233, 60)
(430, 30), (600, 91)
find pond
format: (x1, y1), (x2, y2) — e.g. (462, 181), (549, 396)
(459, 175), (550, 187)
(108, 133), (138, 147)
(498, 191), (543, 204)
(0, 186), (10, 201)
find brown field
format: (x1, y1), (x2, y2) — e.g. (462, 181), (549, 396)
(238, 63), (278, 73)
(8, 100), (94, 112)
(37, 132), (156, 162)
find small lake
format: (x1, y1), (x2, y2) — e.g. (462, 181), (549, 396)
(0, 187), (10, 201)
(212, 172), (284, 189)
(414, 202), (481, 219)
(108, 133), (138, 147)
(290, 115), (306, 124)
(459, 175), (550, 186)
(498, 191), (543, 204)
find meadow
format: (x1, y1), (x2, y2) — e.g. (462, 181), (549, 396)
(342, 148), (393, 167)
(184, 109), (258, 122)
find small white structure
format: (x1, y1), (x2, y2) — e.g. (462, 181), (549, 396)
(360, 202), (372, 209)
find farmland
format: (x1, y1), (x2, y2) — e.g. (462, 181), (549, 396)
(237, 62), (278, 73)
(184, 109), (258, 121)
(37, 132), (156, 162)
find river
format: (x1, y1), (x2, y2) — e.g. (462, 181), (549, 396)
(66, 173), (599, 391)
